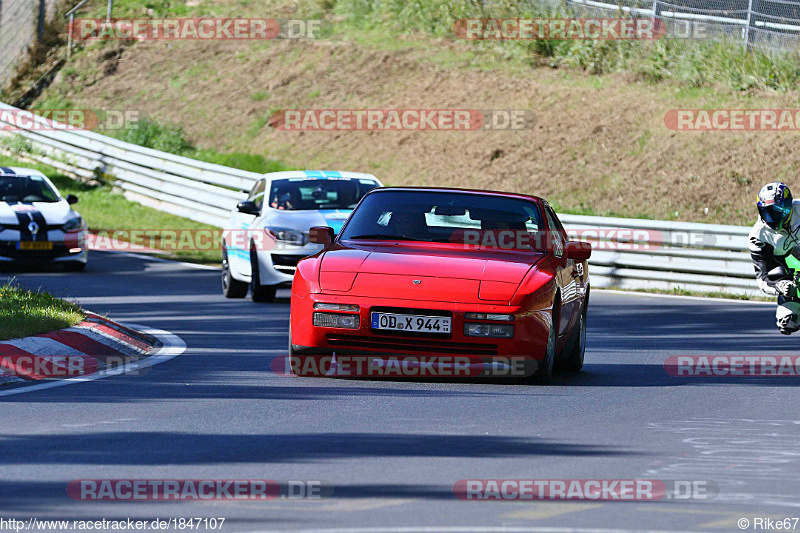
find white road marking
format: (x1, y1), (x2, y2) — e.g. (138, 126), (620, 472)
(120, 251), (219, 270)
(0, 323), (185, 397)
(1, 336), (85, 356)
(61, 417), (138, 428)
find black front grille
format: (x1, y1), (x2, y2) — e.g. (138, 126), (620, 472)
(0, 242), (74, 261)
(326, 334), (498, 356)
(271, 254), (302, 272)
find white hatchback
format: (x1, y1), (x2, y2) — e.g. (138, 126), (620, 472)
(0, 166), (88, 270)
(222, 170), (382, 302)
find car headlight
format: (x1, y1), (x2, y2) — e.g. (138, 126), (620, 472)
(63, 217), (82, 232)
(266, 227), (308, 246)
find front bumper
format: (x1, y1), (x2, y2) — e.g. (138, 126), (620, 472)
(0, 231), (88, 264)
(255, 247), (321, 286)
(290, 292), (551, 361)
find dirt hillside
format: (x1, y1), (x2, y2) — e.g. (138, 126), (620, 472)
(33, 29), (800, 224)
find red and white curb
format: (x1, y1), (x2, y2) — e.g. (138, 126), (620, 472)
(0, 314), (186, 396)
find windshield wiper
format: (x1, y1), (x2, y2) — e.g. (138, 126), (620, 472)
(347, 234), (424, 241)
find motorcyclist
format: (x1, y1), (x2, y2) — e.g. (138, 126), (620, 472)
(749, 181), (800, 334)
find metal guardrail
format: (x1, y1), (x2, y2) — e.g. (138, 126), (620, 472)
(0, 101), (761, 296)
(0, 102), (262, 227)
(557, 214), (757, 295)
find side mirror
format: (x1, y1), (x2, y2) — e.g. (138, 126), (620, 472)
(236, 201), (259, 215)
(564, 241), (592, 261)
(309, 226), (335, 246)
(66, 194), (78, 205)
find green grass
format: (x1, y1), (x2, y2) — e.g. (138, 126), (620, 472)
(329, 0), (800, 93)
(0, 281), (85, 341)
(0, 154), (223, 264)
(61, 0), (800, 94)
(107, 118), (294, 174)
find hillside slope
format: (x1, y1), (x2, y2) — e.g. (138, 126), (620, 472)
(20, 1), (800, 225)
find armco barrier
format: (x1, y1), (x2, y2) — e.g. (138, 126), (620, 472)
(0, 101), (761, 296)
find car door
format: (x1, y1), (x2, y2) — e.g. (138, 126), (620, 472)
(229, 179), (265, 276)
(544, 204), (578, 339)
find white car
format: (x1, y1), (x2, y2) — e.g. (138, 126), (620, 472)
(222, 170), (382, 301)
(0, 166), (88, 270)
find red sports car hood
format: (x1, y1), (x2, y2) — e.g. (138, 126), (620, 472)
(319, 244), (543, 303)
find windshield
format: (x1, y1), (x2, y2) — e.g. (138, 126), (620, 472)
(267, 178), (378, 211)
(340, 190), (544, 247)
(0, 175), (60, 203)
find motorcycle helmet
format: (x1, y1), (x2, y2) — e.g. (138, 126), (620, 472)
(757, 182), (793, 230)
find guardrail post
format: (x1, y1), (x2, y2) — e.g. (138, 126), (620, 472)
(744, 0), (756, 51)
(652, 0), (661, 19)
(67, 13), (74, 59)
(37, 0), (46, 41)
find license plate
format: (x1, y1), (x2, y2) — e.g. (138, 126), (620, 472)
(371, 312), (451, 334)
(18, 241), (53, 250)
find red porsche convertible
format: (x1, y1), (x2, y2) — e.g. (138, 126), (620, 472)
(288, 187), (591, 381)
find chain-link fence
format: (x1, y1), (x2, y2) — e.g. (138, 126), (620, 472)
(0, 0), (60, 87)
(567, 0), (800, 51)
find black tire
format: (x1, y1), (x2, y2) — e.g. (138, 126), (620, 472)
(250, 245), (277, 303)
(558, 305), (587, 372)
(63, 261), (86, 272)
(221, 245), (248, 298)
(533, 299), (559, 382)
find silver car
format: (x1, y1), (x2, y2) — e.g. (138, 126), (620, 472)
(222, 170), (382, 302)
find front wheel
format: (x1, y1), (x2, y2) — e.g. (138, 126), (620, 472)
(250, 247), (277, 303)
(558, 307), (586, 372)
(222, 245), (248, 298)
(533, 301), (559, 382)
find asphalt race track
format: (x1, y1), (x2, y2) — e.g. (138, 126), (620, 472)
(2, 250), (800, 532)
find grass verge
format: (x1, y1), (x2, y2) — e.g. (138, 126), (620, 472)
(0, 281), (84, 341)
